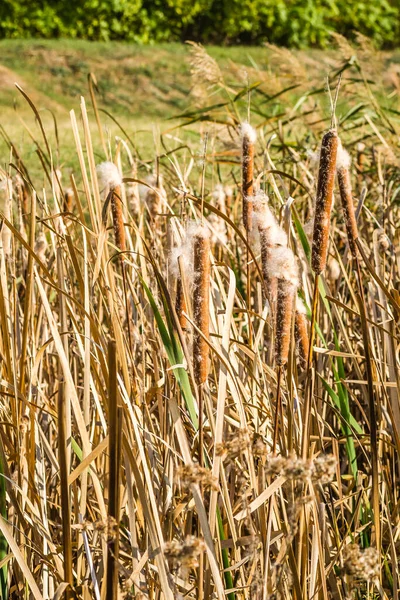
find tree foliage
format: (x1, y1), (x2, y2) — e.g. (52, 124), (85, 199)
(0, 0), (397, 47)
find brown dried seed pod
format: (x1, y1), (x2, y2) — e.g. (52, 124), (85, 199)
(175, 276), (188, 332)
(295, 310), (309, 369)
(64, 188), (74, 213)
(311, 129), (338, 274)
(275, 282), (296, 366)
(111, 185), (126, 254)
(337, 164), (359, 260)
(242, 126), (256, 232)
(193, 230), (210, 385)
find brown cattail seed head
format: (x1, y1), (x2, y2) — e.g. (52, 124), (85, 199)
(295, 298), (309, 369)
(275, 282), (296, 366)
(175, 276), (188, 332)
(268, 247), (299, 366)
(111, 185), (126, 254)
(241, 123), (256, 232)
(193, 227), (210, 385)
(64, 188), (74, 213)
(311, 129), (338, 274)
(336, 143), (359, 259)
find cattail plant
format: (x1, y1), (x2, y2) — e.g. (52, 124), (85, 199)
(267, 245), (299, 452)
(193, 226), (210, 385)
(311, 129), (338, 275)
(269, 247), (299, 367)
(97, 161), (126, 254)
(253, 191), (287, 306)
(295, 297), (309, 370)
(170, 230), (195, 333)
(336, 142), (359, 259)
(241, 123), (256, 232)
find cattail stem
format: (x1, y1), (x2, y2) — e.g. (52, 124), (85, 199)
(301, 274), (319, 459)
(111, 185), (126, 255)
(193, 231), (210, 386)
(272, 365), (283, 455)
(355, 260), (380, 550)
(311, 130), (338, 275)
(107, 341), (122, 600)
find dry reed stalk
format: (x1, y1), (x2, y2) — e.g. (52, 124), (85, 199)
(193, 227), (210, 385)
(106, 341), (122, 600)
(311, 129), (338, 275)
(241, 124), (256, 232)
(57, 380), (73, 596)
(336, 144), (359, 259)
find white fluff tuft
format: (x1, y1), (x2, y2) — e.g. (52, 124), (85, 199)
(96, 162), (122, 191)
(253, 191), (288, 246)
(296, 296), (307, 314)
(267, 246), (299, 288)
(336, 140), (351, 170)
(241, 122), (257, 143)
(169, 221), (209, 280)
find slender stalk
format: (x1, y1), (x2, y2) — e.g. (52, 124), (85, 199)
(107, 341), (122, 599)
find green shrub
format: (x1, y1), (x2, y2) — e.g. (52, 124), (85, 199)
(0, 0), (398, 47)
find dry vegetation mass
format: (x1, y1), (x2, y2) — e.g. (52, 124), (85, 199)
(0, 37), (399, 600)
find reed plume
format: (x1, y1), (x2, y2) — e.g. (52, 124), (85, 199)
(336, 142), (359, 259)
(241, 123), (256, 232)
(192, 226), (210, 385)
(311, 129), (338, 274)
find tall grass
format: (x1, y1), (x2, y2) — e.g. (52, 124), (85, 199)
(0, 38), (398, 600)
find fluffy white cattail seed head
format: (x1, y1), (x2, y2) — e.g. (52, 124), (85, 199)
(267, 246), (299, 289)
(241, 122), (257, 144)
(336, 140), (351, 170)
(96, 162), (122, 192)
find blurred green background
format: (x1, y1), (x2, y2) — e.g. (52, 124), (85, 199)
(0, 0), (398, 48)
